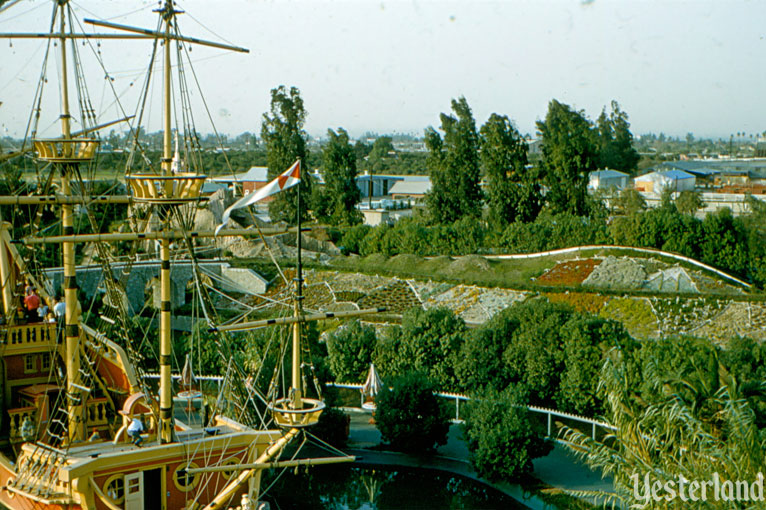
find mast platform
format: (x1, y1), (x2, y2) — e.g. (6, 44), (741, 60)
(33, 138), (100, 162)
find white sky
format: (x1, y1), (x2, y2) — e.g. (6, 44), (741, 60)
(1, 0), (766, 140)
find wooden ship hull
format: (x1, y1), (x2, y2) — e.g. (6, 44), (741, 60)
(0, 2), (360, 508)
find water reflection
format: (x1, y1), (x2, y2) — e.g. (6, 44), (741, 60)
(262, 465), (525, 510)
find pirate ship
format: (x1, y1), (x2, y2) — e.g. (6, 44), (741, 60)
(0, 1), (377, 508)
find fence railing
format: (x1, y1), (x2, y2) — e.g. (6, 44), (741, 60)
(328, 382), (616, 441)
(139, 375), (616, 441)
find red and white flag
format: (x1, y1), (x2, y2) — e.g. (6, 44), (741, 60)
(217, 160), (301, 234)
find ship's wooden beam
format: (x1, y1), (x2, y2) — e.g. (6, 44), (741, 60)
(210, 307), (388, 333)
(21, 226), (307, 244)
(186, 455), (355, 474)
(84, 19), (250, 53)
(0, 33), (152, 39)
(203, 428), (301, 510)
(71, 115), (135, 137)
(0, 195), (131, 205)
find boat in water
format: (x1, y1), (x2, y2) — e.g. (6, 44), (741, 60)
(0, 2), (375, 508)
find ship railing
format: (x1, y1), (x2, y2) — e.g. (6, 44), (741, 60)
(33, 138), (100, 162)
(0, 321), (57, 355)
(7, 405), (37, 443)
(86, 397), (110, 431)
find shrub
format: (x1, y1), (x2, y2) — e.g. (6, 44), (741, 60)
(463, 385), (551, 481)
(375, 372), (451, 453)
(325, 320), (377, 382)
(311, 407), (350, 447)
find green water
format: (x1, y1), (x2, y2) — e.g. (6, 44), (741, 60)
(262, 465), (526, 510)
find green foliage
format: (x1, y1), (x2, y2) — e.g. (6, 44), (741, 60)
(375, 372), (451, 453)
(325, 320), (377, 382)
(367, 136), (395, 174)
(339, 224), (372, 255)
(675, 189), (704, 215)
(397, 307), (466, 390)
(720, 336), (766, 427)
(352, 216), (487, 258)
(499, 213), (609, 254)
(536, 99), (597, 216)
(425, 97), (482, 223)
(479, 113), (540, 226)
(562, 338), (766, 509)
(612, 188), (646, 216)
(459, 299), (629, 415)
(319, 128), (362, 226)
(595, 101), (640, 173)
(311, 407), (350, 447)
(261, 85), (312, 224)
(463, 385), (551, 481)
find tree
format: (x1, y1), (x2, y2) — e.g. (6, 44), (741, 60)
(375, 372), (451, 453)
(425, 97), (482, 223)
(479, 113), (541, 226)
(463, 385), (551, 481)
(596, 101), (640, 172)
(367, 136), (395, 173)
(536, 100), (597, 216)
(397, 307), (466, 391)
(675, 190), (704, 216)
(319, 128), (362, 225)
(562, 340), (766, 509)
(612, 188), (646, 216)
(261, 85), (311, 224)
(325, 320), (376, 382)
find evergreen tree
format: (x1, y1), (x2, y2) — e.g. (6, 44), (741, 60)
(479, 113), (540, 226)
(536, 99), (597, 216)
(320, 128), (362, 225)
(425, 97), (482, 223)
(261, 85), (311, 224)
(596, 100), (640, 172)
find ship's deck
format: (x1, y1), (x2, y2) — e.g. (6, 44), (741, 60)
(62, 421), (248, 459)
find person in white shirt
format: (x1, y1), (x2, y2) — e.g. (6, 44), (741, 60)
(53, 295), (65, 321)
(127, 417), (144, 446)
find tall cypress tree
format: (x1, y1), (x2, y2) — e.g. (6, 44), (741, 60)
(261, 85), (311, 224)
(479, 113), (540, 226)
(321, 127), (361, 226)
(537, 100), (597, 216)
(425, 97), (482, 224)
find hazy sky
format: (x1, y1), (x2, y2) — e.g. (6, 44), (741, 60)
(2, 0), (766, 140)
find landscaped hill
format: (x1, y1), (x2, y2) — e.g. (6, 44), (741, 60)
(260, 248), (766, 344)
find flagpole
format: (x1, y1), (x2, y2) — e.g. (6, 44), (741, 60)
(291, 159), (303, 410)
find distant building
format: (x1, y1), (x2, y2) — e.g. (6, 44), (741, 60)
(588, 169), (629, 190)
(634, 169), (695, 193)
(210, 166), (269, 196)
(389, 177), (431, 202)
(355, 173), (405, 198)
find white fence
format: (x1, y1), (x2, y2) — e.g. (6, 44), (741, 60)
(327, 382), (615, 441)
(485, 245), (751, 289)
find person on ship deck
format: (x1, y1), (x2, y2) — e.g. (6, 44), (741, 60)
(24, 287), (40, 323)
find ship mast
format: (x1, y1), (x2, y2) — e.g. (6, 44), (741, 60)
(57, 0), (85, 443)
(157, 0), (177, 445)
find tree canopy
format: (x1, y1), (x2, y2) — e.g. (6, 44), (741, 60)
(596, 100), (640, 173)
(261, 85), (311, 224)
(375, 372), (451, 453)
(537, 99), (597, 216)
(425, 97), (482, 223)
(479, 113), (541, 226)
(318, 127), (362, 226)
